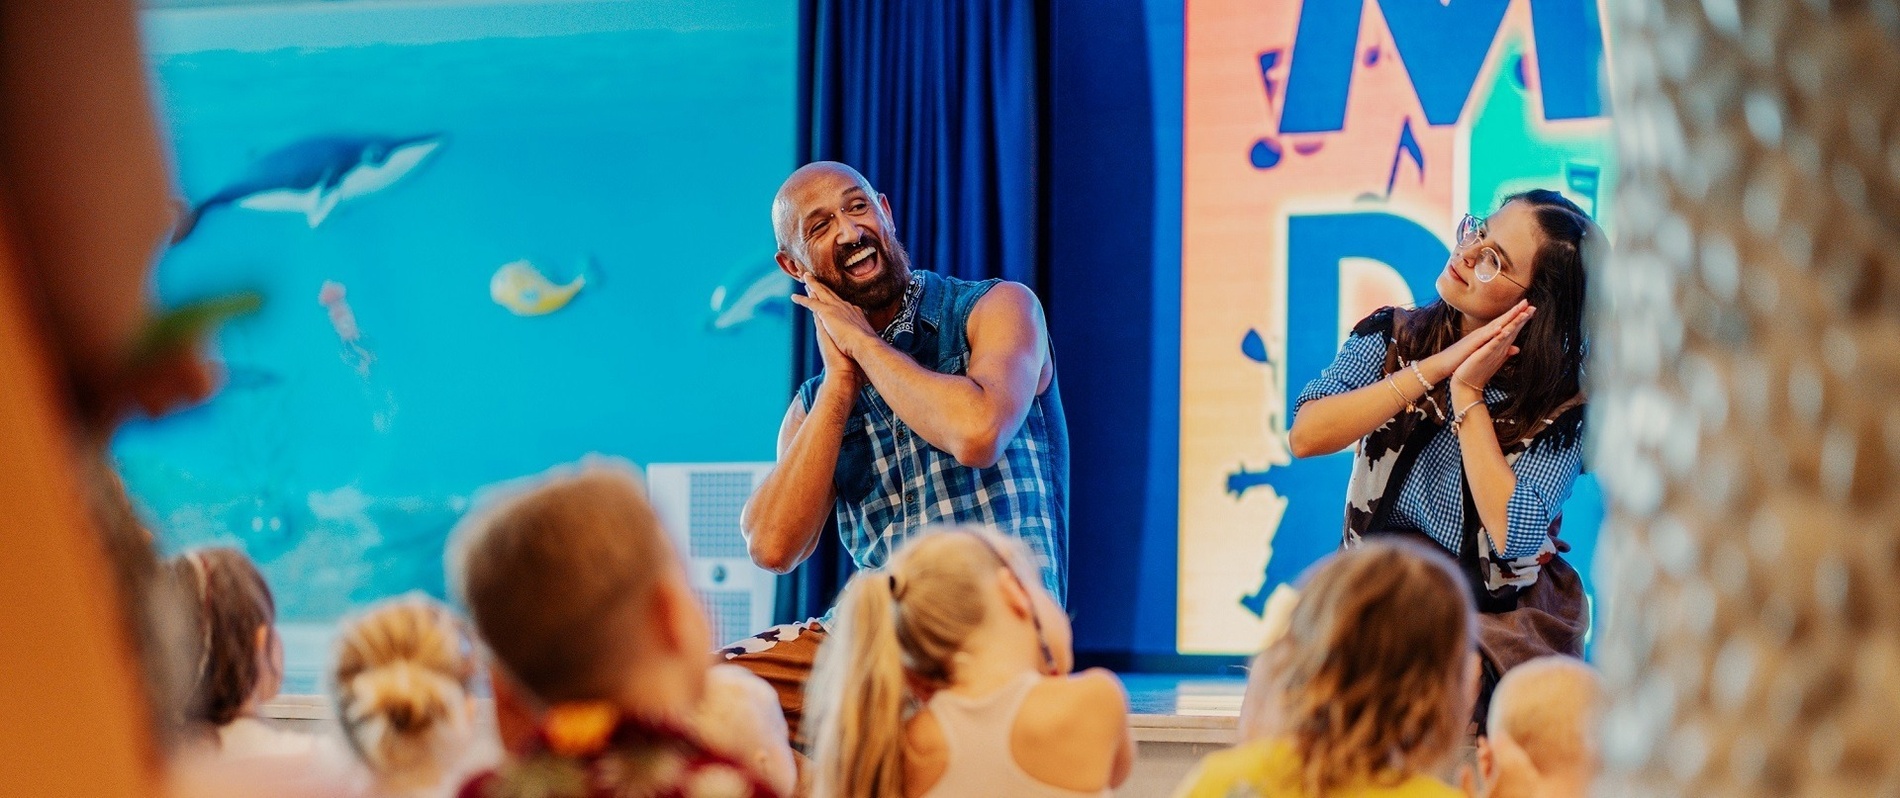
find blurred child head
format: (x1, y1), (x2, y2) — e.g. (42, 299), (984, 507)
(692, 664), (796, 796)
(450, 460), (712, 715)
(332, 595), (480, 789)
(1480, 656), (1601, 798)
(1236, 584), (1300, 741)
(1246, 538), (1478, 795)
(165, 547), (280, 736)
(807, 525), (1071, 798)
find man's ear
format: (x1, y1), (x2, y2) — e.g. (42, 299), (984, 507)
(775, 250), (806, 281)
(877, 193), (896, 234)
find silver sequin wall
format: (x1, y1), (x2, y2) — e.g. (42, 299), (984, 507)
(1596, 0), (1900, 793)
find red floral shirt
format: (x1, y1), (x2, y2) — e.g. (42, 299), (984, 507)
(457, 707), (782, 798)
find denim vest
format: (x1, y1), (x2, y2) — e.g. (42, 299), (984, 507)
(796, 270), (1070, 608)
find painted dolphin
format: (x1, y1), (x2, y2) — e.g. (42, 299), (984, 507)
(174, 134), (445, 241)
(710, 256), (793, 331)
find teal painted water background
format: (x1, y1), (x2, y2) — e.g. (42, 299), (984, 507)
(117, 0), (798, 690)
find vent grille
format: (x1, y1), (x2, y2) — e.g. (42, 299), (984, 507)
(688, 471), (754, 559)
(697, 589), (753, 647)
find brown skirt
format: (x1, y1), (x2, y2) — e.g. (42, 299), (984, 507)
(1367, 527), (1589, 666)
(1470, 552), (1588, 732)
(1476, 551), (1589, 672)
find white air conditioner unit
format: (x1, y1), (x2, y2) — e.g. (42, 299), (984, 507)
(645, 462), (778, 647)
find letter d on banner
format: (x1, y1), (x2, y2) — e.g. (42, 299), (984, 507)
(1285, 212), (1448, 414)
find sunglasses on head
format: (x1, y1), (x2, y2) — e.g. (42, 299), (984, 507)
(966, 533), (1058, 676)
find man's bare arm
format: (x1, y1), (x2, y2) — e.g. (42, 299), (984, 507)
(739, 379), (853, 573)
(793, 281), (1049, 468)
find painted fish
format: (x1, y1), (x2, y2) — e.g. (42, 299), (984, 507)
(491, 259), (588, 316)
(174, 134), (446, 240)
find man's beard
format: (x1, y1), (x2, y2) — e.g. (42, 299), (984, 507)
(825, 234), (912, 311)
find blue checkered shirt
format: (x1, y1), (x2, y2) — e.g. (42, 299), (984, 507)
(1293, 330), (1582, 560)
(797, 271), (1069, 612)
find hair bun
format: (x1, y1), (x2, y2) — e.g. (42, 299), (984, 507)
(350, 660), (460, 739)
(333, 596), (476, 774)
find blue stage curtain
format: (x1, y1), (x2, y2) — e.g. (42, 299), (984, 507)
(774, 0), (1044, 626)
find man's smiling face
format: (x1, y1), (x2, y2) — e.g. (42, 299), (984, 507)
(775, 164), (913, 312)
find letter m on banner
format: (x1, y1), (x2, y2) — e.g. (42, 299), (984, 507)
(1278, 0), (1607, 133)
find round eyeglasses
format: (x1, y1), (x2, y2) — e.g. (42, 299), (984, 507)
(1454, 213), (1526, 288)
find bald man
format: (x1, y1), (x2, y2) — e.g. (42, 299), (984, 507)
(1475, 656), (1601, 798)
(728, 162), (1070, 740)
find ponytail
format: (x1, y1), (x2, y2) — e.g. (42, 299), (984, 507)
(807, 526), (1021, 798)
(810, 571), (908, 798)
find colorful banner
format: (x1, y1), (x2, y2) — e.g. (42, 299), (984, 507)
(1179, 0), (1614, 654)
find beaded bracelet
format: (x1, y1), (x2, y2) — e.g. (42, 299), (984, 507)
(1451, 398), (1486, 433)
(1399, 360), (1444, 420)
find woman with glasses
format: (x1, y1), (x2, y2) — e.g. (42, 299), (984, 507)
(1287, 189), (1601, 724)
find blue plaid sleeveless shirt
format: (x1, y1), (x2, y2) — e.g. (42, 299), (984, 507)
(795, 270), (1070, 608)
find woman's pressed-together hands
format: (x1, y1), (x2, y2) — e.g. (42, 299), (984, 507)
(1421, 299), (1536, 391)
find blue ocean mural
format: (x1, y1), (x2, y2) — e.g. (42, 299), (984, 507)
(117, 0), (798, 690)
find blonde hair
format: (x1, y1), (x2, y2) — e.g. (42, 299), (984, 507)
(1488, 656), (1600, 777)
(449, 460), (671, 704)
(1254, 538), (1475, 796)
(695, 664), (797, 796)
(806, 526), (1045, 798)
(332, 595), (476, 779)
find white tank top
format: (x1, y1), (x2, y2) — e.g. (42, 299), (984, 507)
(917, 673), (1113, 798)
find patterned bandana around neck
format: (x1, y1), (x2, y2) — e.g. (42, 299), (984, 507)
(878, 273), (924, 346)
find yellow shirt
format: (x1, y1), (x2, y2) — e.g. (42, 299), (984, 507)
(1171, 739), (1464, 798)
